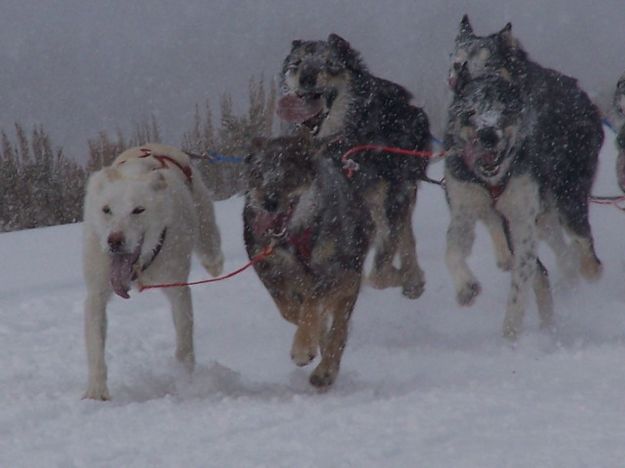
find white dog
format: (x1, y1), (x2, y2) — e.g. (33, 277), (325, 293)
(82, 143), (224, 400)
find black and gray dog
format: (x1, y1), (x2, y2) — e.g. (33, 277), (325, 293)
(243, 134), (372, 388)
(277, 33), (431, 299)
(444, 16), (604, 339)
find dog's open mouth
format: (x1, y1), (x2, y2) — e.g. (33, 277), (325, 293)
(253, 210), (291, 238)
(476, 154), (503, 178)
(109, 245), (141, 299)
(276, 93), (328, 135)
(253, 198), (299, 239)
(464, 141), (509, 180)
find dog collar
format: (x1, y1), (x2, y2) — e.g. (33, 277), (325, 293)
(135, 228), (168, 276)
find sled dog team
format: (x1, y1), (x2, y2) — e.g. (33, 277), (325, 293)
(82, 16), (624, 399)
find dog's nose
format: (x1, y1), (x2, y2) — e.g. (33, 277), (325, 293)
(477, 127), (499, 149)
(299, 66), (317, 89)
(107, 231), (125, 253)
(263, 194), (280, 213)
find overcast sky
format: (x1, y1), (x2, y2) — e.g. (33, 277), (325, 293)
(1, 0), (624, 159)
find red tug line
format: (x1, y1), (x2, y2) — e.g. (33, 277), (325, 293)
(138, 144), (624, 291)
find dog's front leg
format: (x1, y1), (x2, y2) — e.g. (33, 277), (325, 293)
(163, 286), (195, 372)
(291, 299), (321, 367)
(497, 174), (540, 340)
(311, 278), (359, 388)
(445, 177), (483, 306)
(84, 291), (111, 400)
(481, 208), (513, 271)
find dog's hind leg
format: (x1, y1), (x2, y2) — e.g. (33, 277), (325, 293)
(311, 276), (360, 388)
(397, 184), (426, 299)
(192, 177), (224, 277)
(534, 259), (554, 331)
(163, 286), (195, 372)
(84, 289), (112, 400)
(367, 182), (402, 290)
(537, 206), (577, 281)
(557, 197), (602, 282)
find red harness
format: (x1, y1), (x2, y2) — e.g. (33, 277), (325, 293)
(286, 228), (314, 262)
(137, 147), (193, 184)
(487, 183), (506, 202)
(254, 208), (314, 263)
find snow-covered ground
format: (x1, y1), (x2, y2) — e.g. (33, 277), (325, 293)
(2, 128), (625, 467)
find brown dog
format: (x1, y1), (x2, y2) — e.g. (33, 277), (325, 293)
(243, 135), (371, 388)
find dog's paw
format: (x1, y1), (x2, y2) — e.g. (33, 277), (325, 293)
(402, 279), (425, 299)
(309, 364), (337, 389)
(580, 256), (602, 282)
(175, 349), (195, 374)
(457, 281), (481, 306)
(502, 322), (520, 342)
(82, 383), (111, 401)
(202, 252), (224, 277)
(290, 347), (316, 367)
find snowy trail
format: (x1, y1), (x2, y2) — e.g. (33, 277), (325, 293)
(2, 129), (625, 467)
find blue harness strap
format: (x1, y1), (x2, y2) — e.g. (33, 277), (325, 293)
(185, 150), (244, 164)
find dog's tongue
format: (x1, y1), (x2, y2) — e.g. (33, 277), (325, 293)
(110, 249), (141, 299)
(276, 94), (323, 124)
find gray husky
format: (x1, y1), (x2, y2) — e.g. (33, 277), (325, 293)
(444, 17), (603, 339)
(243, 135), (372, 388)
(277, 33), (431, 299)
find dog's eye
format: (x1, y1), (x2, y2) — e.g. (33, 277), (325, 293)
(132, 206), (145, 215)
(286, 60), (301, 72)
(102, 205), (111, 215)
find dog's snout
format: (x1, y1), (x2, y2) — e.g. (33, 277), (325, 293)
(299, 65), (318, 89)
(477, 127), (499, 149)
(263, 194), (280, 213)
(107, 231), (125, 253)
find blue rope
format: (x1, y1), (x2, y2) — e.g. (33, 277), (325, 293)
(203, 150), (245, 164)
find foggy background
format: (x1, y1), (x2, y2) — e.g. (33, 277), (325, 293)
(1, 0), (624, 160)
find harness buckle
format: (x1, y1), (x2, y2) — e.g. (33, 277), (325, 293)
(342, 158), (360, 178)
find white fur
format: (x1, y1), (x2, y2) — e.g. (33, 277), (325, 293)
(317, 79), (351, 138)
(82, 143), (223, 400)
(445, 170), (554, 339)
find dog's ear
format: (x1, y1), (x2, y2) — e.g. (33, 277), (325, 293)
(328, 33), (362, 70)
(88, 167), (117, 194)
(457, 14), (474, 41)
(103, 167), (120, 182)
(149, 171), (168, 191)
(245, 137), (265, 165)
(291, 39), (303, 49)
(498, 22), (520, 50)
(328, 33), (351, 51)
